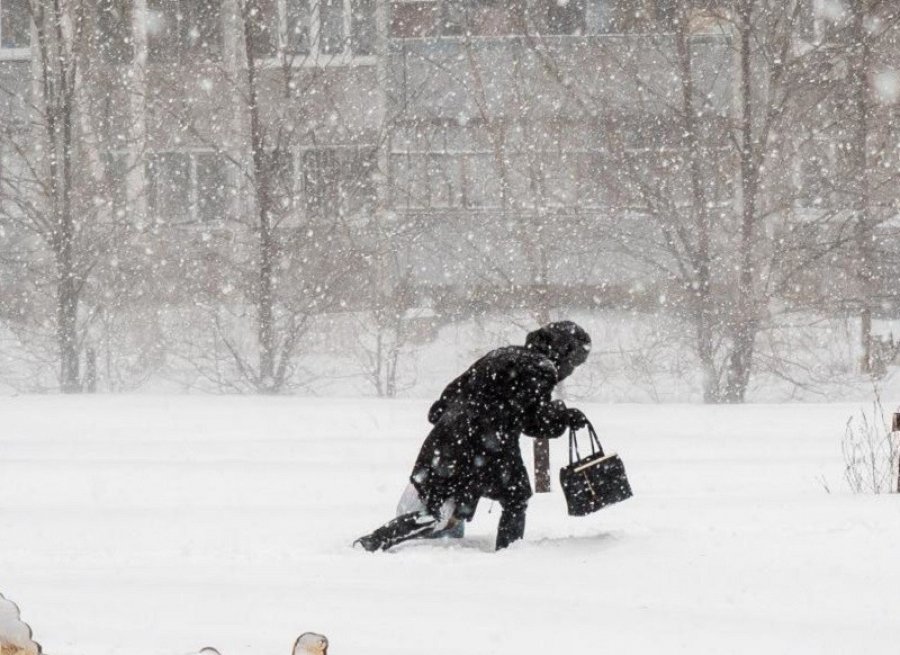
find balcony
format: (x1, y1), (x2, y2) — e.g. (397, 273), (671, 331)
(388, 32), (734, 123)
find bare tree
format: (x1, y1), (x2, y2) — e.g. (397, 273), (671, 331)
(144, 0), (377, 393)
(840, 0), (900, 373)
(0, 0), (136, 392)
(523, 1), (885, 402)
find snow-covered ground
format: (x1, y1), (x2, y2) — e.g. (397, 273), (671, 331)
(1, 396), (898, 655)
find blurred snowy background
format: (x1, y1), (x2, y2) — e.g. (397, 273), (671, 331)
(2, 0), (900, 402)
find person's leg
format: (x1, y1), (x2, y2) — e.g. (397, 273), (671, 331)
(354, 510), (440, 552)
(431, 518), (465, 539)
(496, 499), (528, 550)
(355, 498), (457, 552)
(396, 482), (465, 539)
(493, 455), (533, 551)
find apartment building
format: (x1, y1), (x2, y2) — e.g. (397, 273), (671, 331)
(1, 0), (896, 307)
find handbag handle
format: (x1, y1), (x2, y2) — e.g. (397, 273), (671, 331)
(568, 420), (605, 465)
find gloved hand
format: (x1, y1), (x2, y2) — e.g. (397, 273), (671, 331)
(567, 407), (588, 430)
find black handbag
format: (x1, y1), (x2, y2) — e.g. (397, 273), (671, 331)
(560, 421), (632, 516)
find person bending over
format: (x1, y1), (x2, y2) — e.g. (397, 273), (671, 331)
(355, 321), (591, 552)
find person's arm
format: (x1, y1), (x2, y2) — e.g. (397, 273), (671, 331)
(521, 396), (570, 439)
(519, 360), (569, 438)
(519, 358), (587, 438)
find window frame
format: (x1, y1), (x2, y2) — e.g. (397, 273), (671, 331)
(96, 0), (134, 64)
(146, 0), (225, 64)
(146, 149), (234, 225)
(792, 134), (857, 211)
(299, 143), (377, 219)
(437, 0), (587, 37)
(0, 0), (31, 60)
(251, 0), (378, 65)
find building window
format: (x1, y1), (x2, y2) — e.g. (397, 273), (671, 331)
(655, 0), (678, 29)
(390, 0), (438, 38)
(249, 0), (375, 60)
(541, 153), (577, 206)
(586, 0), (615, 34)
(146, 151), (231, 223)
(1, 0), (30, 49)
(543, 0), (585, 35)
(436, 0), (585, 36)
(264, 148), (301, 213)
(796, 0), (816, 43)
(302, 146), (375, 218)
(286, 0), (311, 54)
(578, 152), (610, 207)
(319, 0), (344, 53)
(463, 153), (501, 208)
(427, 153), (461, 208)
(195, 153), (230, 222)
(247, 0), (279, 58)
(147, 152), (191, 223)
(350, 0), (376, 55)
(439, 0), (467, 35)
(798, 152), (829, 208)
(795, 137), (855, 209)
(390, 151), (462, 209)
(147, 0), (223, 63)
(391, 152), (427, 209)
(97, 0), (133, 63)
(439, 0), (514, 36)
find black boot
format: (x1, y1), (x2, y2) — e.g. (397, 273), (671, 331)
(495, 506), (527, 550)
(355, 511), (438, 552)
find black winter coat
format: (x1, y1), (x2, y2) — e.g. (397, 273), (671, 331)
(409, 345), (571, 519)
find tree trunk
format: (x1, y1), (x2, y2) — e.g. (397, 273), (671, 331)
(849, 0), (875, 374)
(241, 5), (277, 391)
(676, 20), (719, 403)
(33, 0), (82, 393)
(258, 211), (276, 389)
(55, 9), (80, 394)
(697, 312), (721, 403)
(84, 346), (97, 392)
(724, 0), (760, 404)
(56, 250), (81, 393)
(861, 307), (873, 372)
(533, 437), (551, 493)
(374, 331), (384, 397)
(56, 120), (79, 393)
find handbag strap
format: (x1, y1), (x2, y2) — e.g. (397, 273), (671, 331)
(568, 420), (605, 465)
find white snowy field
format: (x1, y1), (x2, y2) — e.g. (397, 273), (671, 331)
(1, 396), (898, 655)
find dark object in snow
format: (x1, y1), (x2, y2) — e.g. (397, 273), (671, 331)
(356, 321), (591, 552)
(560, 421), (632, 516)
